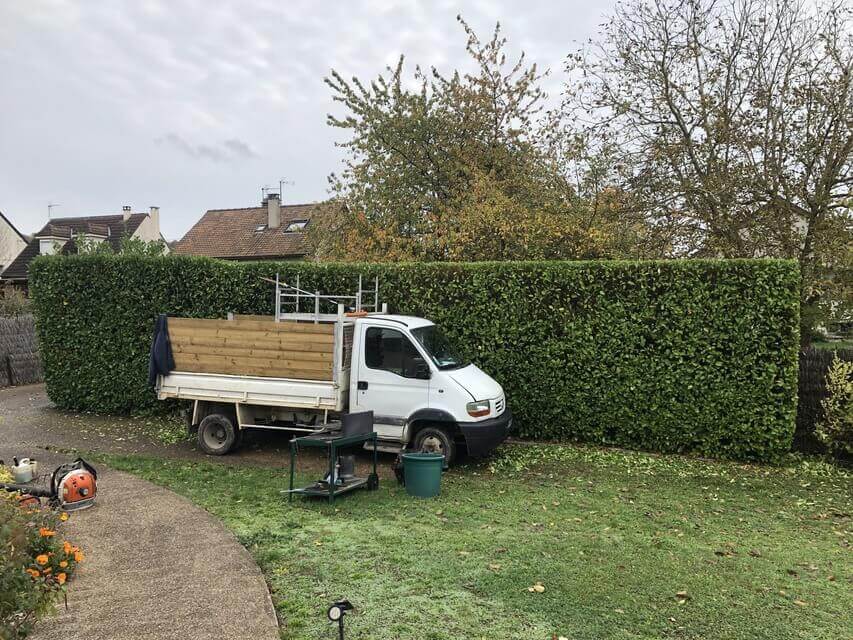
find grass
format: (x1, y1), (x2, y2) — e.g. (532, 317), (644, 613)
(811, 339), (853, 351)
(97, 445), (852, 640)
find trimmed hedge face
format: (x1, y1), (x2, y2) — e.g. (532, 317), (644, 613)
(29, 255), (800, 461)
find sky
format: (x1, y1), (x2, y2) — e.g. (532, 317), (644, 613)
(0, 0), (616, 241)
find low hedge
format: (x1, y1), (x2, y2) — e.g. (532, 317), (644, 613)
(29, 256), (800, 461)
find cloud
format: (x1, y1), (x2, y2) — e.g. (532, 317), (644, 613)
(156, 133), (257, 163)
(0, 0), (617, 241)
(222, 138), (258, 159)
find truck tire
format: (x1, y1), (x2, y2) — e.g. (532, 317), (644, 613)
(197, 413), (238, 455)
(413, 426), (456, 466)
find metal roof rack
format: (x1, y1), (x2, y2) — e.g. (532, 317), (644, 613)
(269, 274), (387, 323)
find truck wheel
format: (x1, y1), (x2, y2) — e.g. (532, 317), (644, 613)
(413, 426), (456, 466)
(197, 414), (238, 455)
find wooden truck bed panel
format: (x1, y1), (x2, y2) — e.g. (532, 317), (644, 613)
(167, 317), (334, 381)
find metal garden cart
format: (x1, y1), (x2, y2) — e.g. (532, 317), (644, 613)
(288, 431), (379, 503)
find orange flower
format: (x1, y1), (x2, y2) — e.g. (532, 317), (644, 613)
(26, 568), (40, 578)
(39, 528), (56, 537)
(43, 567), (52, 575)
(59, 560), (68, 568)
(60, 512), (69, 522)
(73, 550), (84, 563)
(56, 572), (67, 585)
(63, 541), (72, 554)
(35, 554), (48, 565)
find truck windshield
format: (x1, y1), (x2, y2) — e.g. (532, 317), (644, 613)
(411, 325), (470, 371)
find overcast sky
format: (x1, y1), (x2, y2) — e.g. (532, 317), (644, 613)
(0, 0), (616, 240)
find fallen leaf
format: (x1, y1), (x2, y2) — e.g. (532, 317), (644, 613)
(748, 549), (761, 557)
(488, 563), (502, 571)
(793, 599), (808, 607)
(675, 590), (690, 600)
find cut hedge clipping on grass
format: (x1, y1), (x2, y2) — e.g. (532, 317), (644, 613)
(29, 256), (800, 461)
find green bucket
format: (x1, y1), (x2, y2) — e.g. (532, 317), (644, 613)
(401, 453), (444, 498)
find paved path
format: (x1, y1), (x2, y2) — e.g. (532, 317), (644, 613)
(1, 385), (280, 640)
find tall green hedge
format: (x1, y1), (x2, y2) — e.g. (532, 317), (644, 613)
(29, 255), (800, 461)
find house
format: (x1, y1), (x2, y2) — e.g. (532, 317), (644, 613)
(0, 210), (28, 278)
(173, 194), (315, 260)
(1, 206), (167, 286)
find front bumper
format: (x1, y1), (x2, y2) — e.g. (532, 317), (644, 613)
(459, 408), (512, 457)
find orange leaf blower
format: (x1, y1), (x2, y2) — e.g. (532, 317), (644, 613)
(1, 458), (98, 511)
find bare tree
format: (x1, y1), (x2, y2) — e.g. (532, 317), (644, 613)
(563, 0), (852, 337)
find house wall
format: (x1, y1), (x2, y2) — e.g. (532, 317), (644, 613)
(0, 217), (26, 274)
(132, 209), (170, 253)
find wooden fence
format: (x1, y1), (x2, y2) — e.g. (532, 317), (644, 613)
(795, 346), (853, 452)
(0, 314), (43, 388)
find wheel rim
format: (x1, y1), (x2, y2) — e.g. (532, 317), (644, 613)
(203, 424), (227, 449)
(420, 435), (445, 455)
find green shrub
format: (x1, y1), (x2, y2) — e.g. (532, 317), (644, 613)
(815, 355), (853, 456)
(0, 286), (30, 317)
(29, 255), (800, 461)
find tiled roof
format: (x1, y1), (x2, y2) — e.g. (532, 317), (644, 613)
(173, 204), (317, 259)
(1, 213), (148, 281)
(34, 224), (74, 239)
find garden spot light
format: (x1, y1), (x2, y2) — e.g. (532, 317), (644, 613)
(466, 400), (490, 418)
(327, 599), (353, 639)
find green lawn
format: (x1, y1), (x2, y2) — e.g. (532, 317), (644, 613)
(811, 340), (853, 351)
(99, 446), (852, 640)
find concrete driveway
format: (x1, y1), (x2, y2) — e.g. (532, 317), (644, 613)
(1, 385), (280, 640)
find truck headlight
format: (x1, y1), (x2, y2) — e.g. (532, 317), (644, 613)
(466, 400), (490, 418)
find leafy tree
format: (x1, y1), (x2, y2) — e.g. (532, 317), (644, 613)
(310, 17), (643, 261)
(73, 233), (167, 257)
(117, 235), (168, 257)
(561, 0), (853, 339)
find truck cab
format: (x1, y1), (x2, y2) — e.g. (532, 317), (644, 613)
(349, 315), (511, 462)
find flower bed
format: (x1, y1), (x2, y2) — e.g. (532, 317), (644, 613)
(1, 470), (84, 639)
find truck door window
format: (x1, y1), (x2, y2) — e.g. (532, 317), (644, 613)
(365, 327), (424, 378)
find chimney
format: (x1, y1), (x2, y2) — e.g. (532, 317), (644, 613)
(122, 205), (132, 222)
(149, 206), (160, 234)
(267, 192), (281, 229)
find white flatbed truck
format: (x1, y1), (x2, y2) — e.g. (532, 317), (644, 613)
(152, 277), (511, 464)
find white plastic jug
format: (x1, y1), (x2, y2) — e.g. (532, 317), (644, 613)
(11, 458), (34, 483)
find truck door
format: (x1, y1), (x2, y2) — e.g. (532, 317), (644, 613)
(354, 325), (430, 440)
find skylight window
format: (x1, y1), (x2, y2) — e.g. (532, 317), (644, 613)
(283, 219), (308, 232)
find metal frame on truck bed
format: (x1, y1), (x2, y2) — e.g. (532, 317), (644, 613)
(157, 276), (389, 426)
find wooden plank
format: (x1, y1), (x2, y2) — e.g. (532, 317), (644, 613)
(169, 335), (333, 354)
(171, 343), (332, 363)
(173, 363), (330, 380)
(169, 317), (333, 335)
(171, 356), (332, 380)
(168, 327), (334, 344)
(173, 352), (333, 373)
